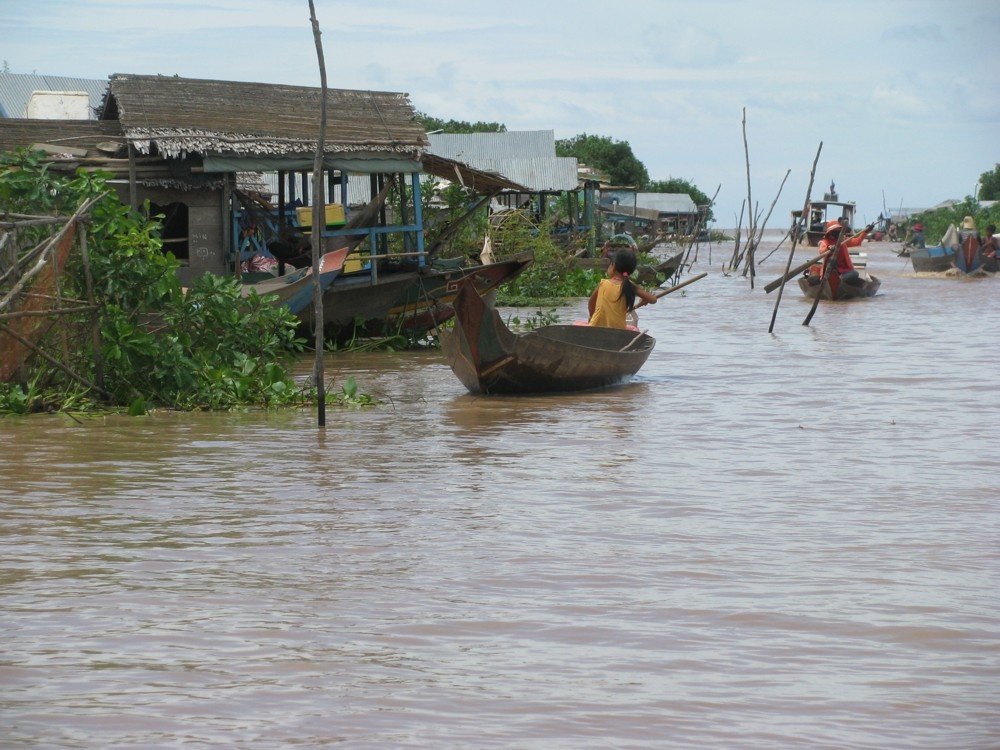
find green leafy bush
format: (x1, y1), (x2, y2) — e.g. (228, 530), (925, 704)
(1, 148), (306, 412)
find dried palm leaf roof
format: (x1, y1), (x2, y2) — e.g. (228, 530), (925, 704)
(0, 118), (124, 155)
(101, 74), (429, 159)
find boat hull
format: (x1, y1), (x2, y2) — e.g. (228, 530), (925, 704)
(797, 271), (880, 300)
(297, 252), (533, 340)
(909, 245), (956, 273)
(242, 247), (349, 314)
(442, 282), (655, 395)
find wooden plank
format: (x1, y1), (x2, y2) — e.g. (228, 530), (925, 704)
(31, 142), (88, 157)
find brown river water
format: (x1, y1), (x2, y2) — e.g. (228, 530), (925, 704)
(1, 240), (998, 748)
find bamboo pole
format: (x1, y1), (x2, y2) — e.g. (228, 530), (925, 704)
(0, 305), (96, 320)
(743, 169), (791, 286)
(741, 108), (754, 267)
(309, 0), (330, 428)
(618, 329), (649, 352)
(0, 194), (103, 314)
(680, 185), (720, 272)
(728, 200), (745, 271)
(127, 143), (138, 211)
(803, 239), (836, 326)
(757, 226), (793, 265)
(769, 142), (822, 333)
(653, 271), (708, 298)
(763, 250), (830, 293)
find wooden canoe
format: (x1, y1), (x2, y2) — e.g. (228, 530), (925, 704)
(797, 270), (881, 300)
(241, 247), (349, 314)
(954, 235), (994, 275)
(304, 252), (534, 340)
(910, 245), (956, 273)
(441, 281), (655, 395)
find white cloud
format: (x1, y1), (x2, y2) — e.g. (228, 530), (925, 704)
(2, 0), (996, 225)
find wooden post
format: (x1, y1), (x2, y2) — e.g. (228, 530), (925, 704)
(743, 169), (790, 286)
(769, 142), (822, 333)
(763, 250), (830, 293)
(741, 108), (754, 269)
(653, 271), (708, 298)
(127, 143), (138, 211)
(309, 0), (329, 428)
(222, 174), (235, 277)
(729, 200), (745, 271)
(398, 173), (411, 253)
(78, 223), (105, 394)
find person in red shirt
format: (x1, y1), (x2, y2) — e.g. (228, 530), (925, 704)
(818, 220), (873, 288)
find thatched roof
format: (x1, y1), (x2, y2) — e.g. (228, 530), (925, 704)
(0, 118), (228, 191)
(101, 74), (429, 160)
(0, 118), (124, 155)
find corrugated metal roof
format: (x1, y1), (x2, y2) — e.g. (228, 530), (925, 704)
(425, 132), (577, 192)
(422, 153), (531, 194)
(427, 131), (556, 160)
(103, 74), (428, 160)
(465, 157), (578, 192)
(634, 192), (698, 214)
(0, 73), (108, 119)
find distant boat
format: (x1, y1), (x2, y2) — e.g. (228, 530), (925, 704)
(241, 247), (348, 314)
(791, 194), (858, 247)
(441, 281), (655, 395)
(910, 245), (956, 273)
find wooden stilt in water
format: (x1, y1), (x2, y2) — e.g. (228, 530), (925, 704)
(769, 142), (822, 333)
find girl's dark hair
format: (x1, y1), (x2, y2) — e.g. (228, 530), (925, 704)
(613, 249), (639, 311)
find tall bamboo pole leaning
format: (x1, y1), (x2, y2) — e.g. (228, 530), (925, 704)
(728, 199), (745, 272)
(768, 141), (822, 333)
(741, 107), (755, 269)
(308, 0), (329, 428)
(680, 183), (721, 271)
(742, 169), (791, 287)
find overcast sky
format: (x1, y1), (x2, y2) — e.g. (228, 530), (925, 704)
(3, 0), (998, 227)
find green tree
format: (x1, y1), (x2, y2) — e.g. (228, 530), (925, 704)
(415, 112), (506, 134)
(556, 133), (649, 187)
(978, 163), (1000, 201)
(647, 177), (714, 221)
(0, 148), (306, 412)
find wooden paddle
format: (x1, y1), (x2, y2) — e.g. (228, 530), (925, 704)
(619, 329), (649, 352)
(653, 272), (708, 298)
(764, 250), (831, 294)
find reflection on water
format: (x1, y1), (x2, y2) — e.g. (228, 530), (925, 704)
(1, 242), (998, 748)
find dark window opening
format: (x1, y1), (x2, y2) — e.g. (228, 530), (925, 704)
(150, 202), (189, 261)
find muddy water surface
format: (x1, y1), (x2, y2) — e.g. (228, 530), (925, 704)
(1, 241), (998, 748)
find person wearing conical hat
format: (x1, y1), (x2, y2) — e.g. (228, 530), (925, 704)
(958, 215), (980, 243)
(956, 215), (983, 272)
